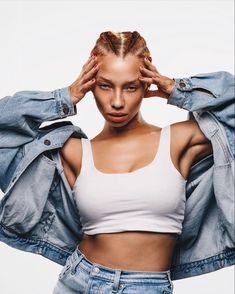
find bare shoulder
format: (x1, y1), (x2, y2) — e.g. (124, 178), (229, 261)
(59, 137), (82, 188)
(170, 119), (211, 147)
(60, 137), (82, 172)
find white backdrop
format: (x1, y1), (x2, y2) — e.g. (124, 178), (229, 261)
(0, 0), (234, 293)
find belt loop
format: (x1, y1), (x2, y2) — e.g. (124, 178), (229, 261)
(70, 250), (84, 275)
(112, 269), (122, 293)
(167, 270), (174, 290)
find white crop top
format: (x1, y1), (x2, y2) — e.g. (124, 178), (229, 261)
(72, 125), (187, 235)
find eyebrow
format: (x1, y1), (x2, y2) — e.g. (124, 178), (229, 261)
(97, 76), (140, 84)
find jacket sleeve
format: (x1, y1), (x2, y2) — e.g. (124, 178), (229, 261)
(167, 71), (235, 157)
(0, 87), (77, 192)
(0, 87), (77, 148)
(167, 71), (234, 125)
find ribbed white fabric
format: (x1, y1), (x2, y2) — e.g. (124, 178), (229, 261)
(73, 125), (187, 235)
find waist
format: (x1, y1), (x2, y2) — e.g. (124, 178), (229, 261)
(77, 231), (179, 272)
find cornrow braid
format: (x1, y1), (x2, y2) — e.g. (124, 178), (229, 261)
(91, 30), (151, 62)
(103, 32), (118, 55)
(127, 31), (140, 51)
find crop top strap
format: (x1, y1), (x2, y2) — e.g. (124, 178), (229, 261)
(156, 125), (171, 166)
(80, 138), (94, 174)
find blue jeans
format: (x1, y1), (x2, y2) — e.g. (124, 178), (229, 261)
(53, 247), (174, 293)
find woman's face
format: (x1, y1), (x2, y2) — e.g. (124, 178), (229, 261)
(91, 53), (148, 128)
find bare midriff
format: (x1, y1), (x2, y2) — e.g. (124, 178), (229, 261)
(77, 231), (179, 272)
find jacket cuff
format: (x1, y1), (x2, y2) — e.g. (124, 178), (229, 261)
(167, 78), (193, 108)
(53, 87), (77, 117)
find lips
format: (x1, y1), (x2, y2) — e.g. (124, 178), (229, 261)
(108, 114), (128, 122)
(108, 113), (127, 117)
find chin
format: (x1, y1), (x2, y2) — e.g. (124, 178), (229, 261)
(107, 119), (129, 126)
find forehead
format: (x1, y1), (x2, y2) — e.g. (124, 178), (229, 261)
(96, 54), (143, 83)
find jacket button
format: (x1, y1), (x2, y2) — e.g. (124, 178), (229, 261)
(62, 104), (69, 114)
(44, 139), (51, 145)
(179, 80), (186, 88)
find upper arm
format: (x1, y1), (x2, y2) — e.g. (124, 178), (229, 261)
(188, 120), (214, 162)
(59, 137), (82, 188)
(173, 120), (213, 163)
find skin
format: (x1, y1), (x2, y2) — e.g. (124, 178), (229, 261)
(60, 53), (213, 271)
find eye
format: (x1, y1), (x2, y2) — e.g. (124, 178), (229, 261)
(126, 86), (138, 92)
(99, 84), (110, 90)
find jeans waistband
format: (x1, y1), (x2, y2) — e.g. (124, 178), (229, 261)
(68, 247), (172, 285)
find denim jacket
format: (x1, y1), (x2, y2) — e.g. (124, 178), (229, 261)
(0, 71), (234, 281)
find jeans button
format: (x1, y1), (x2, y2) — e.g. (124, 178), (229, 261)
(93, 267), (100, 273)
(119, 283), (124, 288)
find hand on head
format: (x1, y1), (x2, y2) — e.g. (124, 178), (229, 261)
(68, 53), (176, 105)
(139, 57), (176, 99)
(68, 54), (99, 104)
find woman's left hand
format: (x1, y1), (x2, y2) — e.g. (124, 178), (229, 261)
(139, 57), (176, 99)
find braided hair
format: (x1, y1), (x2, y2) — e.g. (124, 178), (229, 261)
(90, 30), (151, 61)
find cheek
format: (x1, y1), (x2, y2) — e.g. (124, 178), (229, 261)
(93, 95), (108, 113)
(130, 97), (143, 111)
(129, 90), (144, 105)
(93, 87), (110, 101)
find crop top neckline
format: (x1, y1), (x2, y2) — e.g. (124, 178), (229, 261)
(83, 126), (165, 176)
(72, 124), (187, 192)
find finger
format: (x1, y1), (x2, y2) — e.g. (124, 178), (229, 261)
(81, 78), (96, 93)
(83, 63), (99, 83)
(72, 57), (97, 83)
(144, 89), (169, 99)
(143, 58), (161, 75)
(140, 66), (161, 79)
(139, 76), (156, 84)
(82, 57), (97, 75)
(87, 55), (93, 63)
(82, 55), (94, 68)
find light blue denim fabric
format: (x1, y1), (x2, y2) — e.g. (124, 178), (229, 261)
(0, 71), (234, 281)
(52, 247), (174, 294)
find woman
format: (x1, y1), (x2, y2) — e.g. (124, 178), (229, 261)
(0, 31), (234, 294)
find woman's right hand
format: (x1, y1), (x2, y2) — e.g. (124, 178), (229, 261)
(68, 55), (99, 105)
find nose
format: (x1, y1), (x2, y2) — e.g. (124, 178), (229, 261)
(111, 90), (125, 109)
